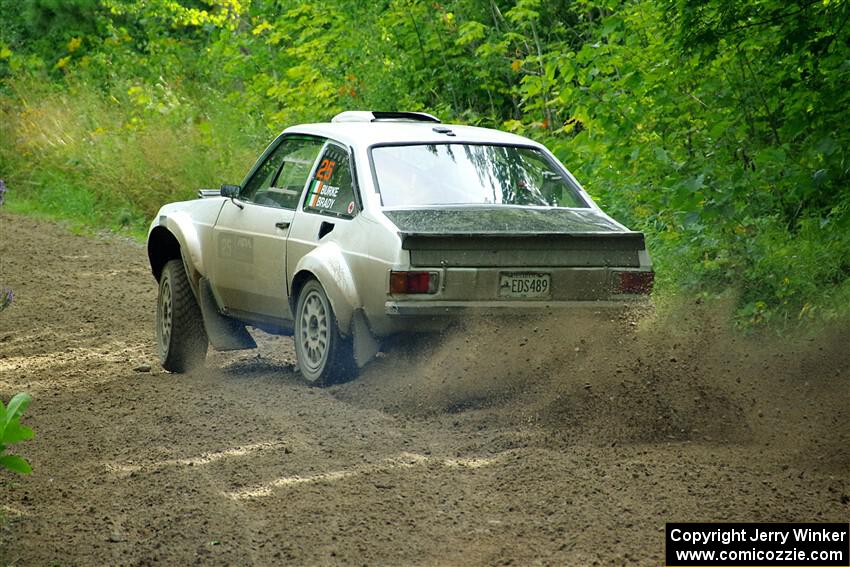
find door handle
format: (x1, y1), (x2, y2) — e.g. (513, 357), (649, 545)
(275, 221), (291, 230)
(318, 221), (335, 239)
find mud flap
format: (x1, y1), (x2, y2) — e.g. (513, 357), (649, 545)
(198, 278), (257, 351)
(352, 310), (379, 368)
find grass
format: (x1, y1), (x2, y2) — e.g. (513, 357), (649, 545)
(0, 76), (266, 238)
(4, 188), (145, 239)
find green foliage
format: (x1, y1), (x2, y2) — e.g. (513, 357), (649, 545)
(0, 74), (264, 233)
(0, 394), (34, 475)
(0, 0), (848, 326)
(502, 0), (850, 326)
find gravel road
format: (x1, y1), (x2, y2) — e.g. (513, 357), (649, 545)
(0, 212), (847, 566)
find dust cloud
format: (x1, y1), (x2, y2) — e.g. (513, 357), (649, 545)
(335, 299), (849, 469)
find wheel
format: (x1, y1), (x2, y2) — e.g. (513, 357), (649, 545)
(294, 279), (356, 386)
(156, 259), (208, 372)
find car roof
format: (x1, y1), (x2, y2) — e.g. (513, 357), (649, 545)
(282, 121), (542, 149)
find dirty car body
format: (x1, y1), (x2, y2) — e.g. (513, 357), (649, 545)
(147, 111), (653, 385)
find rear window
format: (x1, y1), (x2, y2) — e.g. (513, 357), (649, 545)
(371, 143), (588, 208)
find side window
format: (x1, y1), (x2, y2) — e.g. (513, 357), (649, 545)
(303, 144), (359, 218)
(241, 136), (325, 209)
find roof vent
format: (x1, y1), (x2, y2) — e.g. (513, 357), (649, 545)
(332, 111), (441, 124)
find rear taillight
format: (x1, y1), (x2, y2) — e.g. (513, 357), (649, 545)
(389, 271), (439, 294)
(614, 271), (654, 295)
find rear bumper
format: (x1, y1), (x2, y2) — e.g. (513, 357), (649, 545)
(385, 298), (648, 317)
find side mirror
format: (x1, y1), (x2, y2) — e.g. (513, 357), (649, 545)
(220, 184), (244, 209)
(220, 184), (241, 198)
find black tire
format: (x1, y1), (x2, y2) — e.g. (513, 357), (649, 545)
(294, 279), (356, 386)
(156, 259), (208, 372)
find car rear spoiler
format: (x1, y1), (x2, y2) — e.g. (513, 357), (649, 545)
(399, 231), (648, 268)
(400, 231), (646, 250)
(332, 111), (440, 123)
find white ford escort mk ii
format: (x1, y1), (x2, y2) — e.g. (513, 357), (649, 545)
(147, 111), (653, 385)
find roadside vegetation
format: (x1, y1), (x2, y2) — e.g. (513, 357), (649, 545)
(0, 0), (848, 326)
(0, 393), (34, 475)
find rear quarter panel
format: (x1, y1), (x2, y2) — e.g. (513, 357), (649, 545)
(287, 211), (398, 334)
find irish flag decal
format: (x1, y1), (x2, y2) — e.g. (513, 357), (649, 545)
(308, 179), (323, 208)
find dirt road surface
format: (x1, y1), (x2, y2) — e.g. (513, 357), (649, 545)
(0, 212), (847, 566)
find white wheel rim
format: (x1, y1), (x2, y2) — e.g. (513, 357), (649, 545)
(299, 289), (329, 376)
(158, 275), (173, 359)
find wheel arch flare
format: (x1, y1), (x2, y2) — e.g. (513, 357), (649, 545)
(290, 242), (361, 336)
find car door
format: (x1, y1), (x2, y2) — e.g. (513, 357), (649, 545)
(210, 135), (325, 319)
(286, 141), (362, 295)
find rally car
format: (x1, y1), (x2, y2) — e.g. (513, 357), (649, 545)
(147, 111), (653, 385)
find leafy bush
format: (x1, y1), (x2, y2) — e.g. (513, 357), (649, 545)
(0, 393), (34, 474)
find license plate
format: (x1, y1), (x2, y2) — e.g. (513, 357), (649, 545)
(499, 272), (551, 299)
